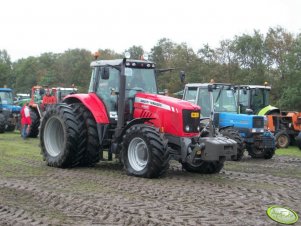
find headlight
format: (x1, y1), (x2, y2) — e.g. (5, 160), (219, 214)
(185, 125), (190, 132)
(251, 128), (264, 133)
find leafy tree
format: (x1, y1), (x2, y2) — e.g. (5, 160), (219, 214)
(124, 46), (144, 60)
(0, 50), (13, 88)
(56, 49), (92, 92)
(14, 57), (39, 93)
(97, 49), (123, 60)
(265, 27), (294, 80)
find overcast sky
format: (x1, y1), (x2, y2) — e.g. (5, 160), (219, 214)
(1, 0), (301, 61)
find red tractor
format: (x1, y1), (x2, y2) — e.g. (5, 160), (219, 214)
(40, 56), (237, 178)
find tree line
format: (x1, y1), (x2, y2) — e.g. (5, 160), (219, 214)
(0, 26), (300, 111)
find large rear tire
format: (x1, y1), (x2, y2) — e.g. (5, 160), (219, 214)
(122, 124), (170, 178)
(0, 113), (5, 133)
(220, 128), (245, 161)
(182, 160), (225, 174)
(72, 103), (101, 166)
(275, 130), (290, 148)
(28, 110), (40, 138)
(40, 104), (86, 168)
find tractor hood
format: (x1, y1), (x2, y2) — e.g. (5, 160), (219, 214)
(135, 92), (200, 112)
(1, 104), (21, 113)
(134, 93), (201, 137)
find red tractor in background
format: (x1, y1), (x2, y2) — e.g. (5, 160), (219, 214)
(27, 85), (77, 137)
(39, 55), (237, 178)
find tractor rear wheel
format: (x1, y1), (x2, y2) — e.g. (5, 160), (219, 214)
(5, 124), (15, 132)
(182, 160), (225, 174)
(220, 128), (245, 161)
(40, 104), (86, 168)
(275, 130), (290, 148)
(247, 144), (275, 159)
(0, 113), (5, 133)
(28, 110), (40, 138)
(72, 103), (101, 166)
(122, 124), (170, 178)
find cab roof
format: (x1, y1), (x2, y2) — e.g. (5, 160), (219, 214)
(0, 88), (12, 92)
(238, 85), (271, 90)
(90, 59), (155, 67)
(185, 83), (233, 88)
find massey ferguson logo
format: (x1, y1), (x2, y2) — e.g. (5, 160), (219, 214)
(135, 97), (177, 112)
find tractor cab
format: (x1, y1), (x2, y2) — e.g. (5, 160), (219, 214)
(236, 85), (279, 115)
(183, 83), (237, 117)
(0, 88), (21, 132)
(89, 59), (157, 122)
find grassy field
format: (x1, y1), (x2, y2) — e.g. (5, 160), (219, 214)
(1, 131), (301, 158)
(0, 131), (300, 225)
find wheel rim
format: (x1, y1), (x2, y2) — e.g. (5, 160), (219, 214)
(128, 137), (149, 171)
(44, 116), (65, 157)
(278, 135), (289, 147)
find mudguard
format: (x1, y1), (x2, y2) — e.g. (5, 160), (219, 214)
(258, 105), (280, 116)
(63, 93), (109, 124)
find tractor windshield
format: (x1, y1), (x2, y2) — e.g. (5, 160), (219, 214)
(212, 88), (237, 115)
(183, 86), (237, 117)
(90, 66), (157, 116)
(0, 91), (13, 105)
(250, 88), (270, 114)
(125, 68), (157, 94)
(238, 87), (270, 114)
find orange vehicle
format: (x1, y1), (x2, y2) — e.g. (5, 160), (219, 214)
(27, 85), (77, 137)
(266, 112), (301, 148)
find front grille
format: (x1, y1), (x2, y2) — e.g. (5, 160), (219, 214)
(255, 135), (275, 148)
(253, 117), (264, 128)
(182, 109), (200, 133)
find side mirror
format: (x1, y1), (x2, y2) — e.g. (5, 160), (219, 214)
(101, 67), (110, 80)
(246, 108), (254, 115)
(179, 71), (185, 83)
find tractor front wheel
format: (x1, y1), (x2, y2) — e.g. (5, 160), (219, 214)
(182, 160), (225, 174)
(122, 124), (169, 178)
(275, 130), (290, 148)
(247, 145), (275, 159)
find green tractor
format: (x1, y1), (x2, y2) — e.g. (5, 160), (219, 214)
(236, 85), (280, 116)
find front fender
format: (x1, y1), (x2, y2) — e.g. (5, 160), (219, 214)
(64, 93), (109, 124)
(258, 105), (280, 116)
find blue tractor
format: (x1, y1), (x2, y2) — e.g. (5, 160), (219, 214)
(183, 83), (275, 160)
(0, 88), (21, 132)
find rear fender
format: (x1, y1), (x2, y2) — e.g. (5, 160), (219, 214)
(63, 93), (109, 124)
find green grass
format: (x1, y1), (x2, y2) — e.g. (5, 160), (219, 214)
(0, 131), (46, 177)
(276, 146), (301, 157)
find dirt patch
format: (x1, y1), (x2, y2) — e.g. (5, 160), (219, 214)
(0, 138), (300, 225)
